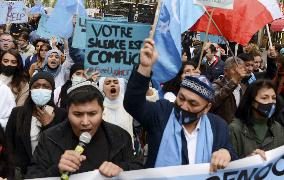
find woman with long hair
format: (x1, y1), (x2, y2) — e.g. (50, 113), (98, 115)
(5, 72), (67, 178)
(24, 38), (48, 71)
(229, 80), (284, 159)
(28, 43), (51, 77)
(0, 49), (29, 106)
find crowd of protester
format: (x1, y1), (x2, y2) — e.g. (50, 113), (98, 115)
(1, 12), (284, 180)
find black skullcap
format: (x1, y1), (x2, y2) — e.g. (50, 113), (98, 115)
(70, 63), (84, 79)
(30, 72), (55, 90)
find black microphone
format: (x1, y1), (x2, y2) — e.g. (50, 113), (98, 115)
(61, 132), (92, 180)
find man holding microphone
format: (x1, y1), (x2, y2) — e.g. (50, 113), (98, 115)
(25, 81), (142, 178)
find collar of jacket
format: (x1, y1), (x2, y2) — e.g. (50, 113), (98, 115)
(46, 120), (126, 160)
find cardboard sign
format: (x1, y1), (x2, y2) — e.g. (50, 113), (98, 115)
(72, 16), (129, 49)
(200, 32), (225, 44)
(0, 1), (28, 24)
(85, 21), (151, 79)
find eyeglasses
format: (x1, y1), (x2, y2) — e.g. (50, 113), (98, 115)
(0, 39), (13, 43)
(40, 49), (49, 52)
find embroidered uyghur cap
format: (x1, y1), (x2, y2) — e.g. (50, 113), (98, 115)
(67, 80), (105, 98)
(180, 75), (214, 102)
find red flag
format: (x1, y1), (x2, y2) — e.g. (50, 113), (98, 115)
(190, 0), (282, 45)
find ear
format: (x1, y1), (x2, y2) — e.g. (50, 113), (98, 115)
(203, 103), (212, 114)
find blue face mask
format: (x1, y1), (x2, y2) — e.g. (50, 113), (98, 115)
(254, 101), (276, 119)
(31, 89), (52, 106)
(201, 56), (207, 65)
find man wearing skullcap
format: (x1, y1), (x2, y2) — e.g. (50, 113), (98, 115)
(124, 39), (237, 173)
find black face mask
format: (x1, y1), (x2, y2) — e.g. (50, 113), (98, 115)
(254, 100), (276, 119)
(0, 64), (17, 76)
(174, 103), (208, 125)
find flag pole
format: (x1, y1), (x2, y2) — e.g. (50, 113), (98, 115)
(235, 43), (239, 56)
(266, 24), (273, 48)
(197, 9), (215, 70)
(149, 0), (162, 39)
(201, 6), (239, 66)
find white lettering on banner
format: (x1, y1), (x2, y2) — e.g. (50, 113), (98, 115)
(26, 145), (284, 180)
(193, 0), (234, 9)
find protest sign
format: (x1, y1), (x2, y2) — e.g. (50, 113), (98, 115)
(72, 16), (129, 49)
(27, 145), (284, 180)
(200, 32), (225, 44)
(193, 0), (234, 9)
(0, 2), (8, 25)
(85, 21), (151, 79)
(72, 16), (87, 49)
(0, 1), (28, 25)
(103, 16), (128, 22)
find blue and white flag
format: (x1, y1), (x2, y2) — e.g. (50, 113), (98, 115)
(153, 0), (204, 86)
(65, 0), (87, 16)
(29, 4), (45, 15)
(45, 0), (86, 39)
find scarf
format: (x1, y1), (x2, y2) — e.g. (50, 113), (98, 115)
(248, 73), (256, 84)
(98, 77), (134, 141)
(42, 64), (60, 78)
(155, 109), (213, 167)
(41, 49), (63, 78)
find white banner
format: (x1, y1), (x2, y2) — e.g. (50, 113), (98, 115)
(0, 1), (28, 25)
(27, 145), (284, 180)
(193, 0), (234, 9)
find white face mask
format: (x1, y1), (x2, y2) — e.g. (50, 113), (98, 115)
(71, 75), (87, 86)
(31, 89), (52, 106)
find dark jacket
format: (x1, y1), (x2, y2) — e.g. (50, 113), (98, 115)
(25, 120), (143, 179)
(201, 56), (224, 82)
(254, 57), (277, 80)
(24, 54), (38, 71)
(5, 106), (67, 176)
(242, 56), (277, 85)
(229, 118), (284, 159)
(211, 78), (243, 124)
(123, 69), (238, 168)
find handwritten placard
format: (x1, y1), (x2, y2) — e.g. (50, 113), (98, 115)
(0, 1), (28, 24)
(85, 20), (150, 79)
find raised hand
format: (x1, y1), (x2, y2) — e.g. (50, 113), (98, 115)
(138, 38), (158, 77)
(267, 46), (277, 59)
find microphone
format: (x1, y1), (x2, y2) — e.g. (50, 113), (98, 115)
(61, 132), (92, 180)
